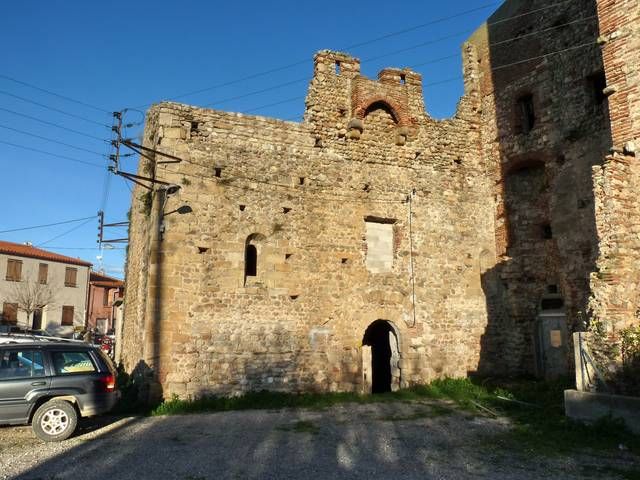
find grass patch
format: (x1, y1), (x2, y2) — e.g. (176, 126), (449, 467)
(474, 378), (640, 457)
(276, 420), (320, 434)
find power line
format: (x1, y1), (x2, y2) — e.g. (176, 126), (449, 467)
(197, 14), (596, 115)
(133, 0), (577, 110)
(241, 37), (598, 115)
(0, 106), (109, 142)
(0, 90), (110, 127)
(203, 77), (309, 108)
(149, 39), (600, 200)
(36, 217), (96, 248)
(487, 0), (572, 26)
(491, 41), (596, 71)
(0, 73), (111, 114)
(133, 2), (501, 108)
(0, 139), (105, 168)
(0, 215), (98, 234)
(0, 123), (107, 157)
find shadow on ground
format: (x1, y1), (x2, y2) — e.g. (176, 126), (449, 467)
(4, 400), (638, 480)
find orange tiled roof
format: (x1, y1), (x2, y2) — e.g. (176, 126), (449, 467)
(0, 240), (93, 267)
(90, 271), (124, 288)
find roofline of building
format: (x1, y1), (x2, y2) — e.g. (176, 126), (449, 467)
(0, 240), (93, 267)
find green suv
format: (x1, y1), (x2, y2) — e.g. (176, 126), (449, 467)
(0, 340), (119, 441)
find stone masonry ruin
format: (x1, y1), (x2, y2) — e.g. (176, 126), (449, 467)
(121, 0), (640, 401)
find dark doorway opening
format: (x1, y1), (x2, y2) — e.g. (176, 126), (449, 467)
(32, 308), (42, 330)
(362, 320), (396, 393)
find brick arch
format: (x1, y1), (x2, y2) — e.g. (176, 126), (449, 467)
(354, 96), (409, 127)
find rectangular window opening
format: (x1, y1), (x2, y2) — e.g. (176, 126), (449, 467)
(38, 263), (48, 284)
(335, 61), (341, 75)
(517, 94), (535, 133)
(64, 267), (78, 287)
(587, 71), (607, 106)
(2, 302), (18, 325)
(61, 306), (75, 326)
(364, 217), (396, 273)
(6, 259), (22, 282)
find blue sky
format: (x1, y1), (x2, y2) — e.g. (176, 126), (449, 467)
(0, 1), (501, 278)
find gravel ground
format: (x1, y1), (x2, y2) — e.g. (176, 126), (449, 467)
(0, 400), (637, 480)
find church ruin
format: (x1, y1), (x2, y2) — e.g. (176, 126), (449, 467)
(121, 0), (640, 400)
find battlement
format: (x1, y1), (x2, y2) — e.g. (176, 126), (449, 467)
(313, 50), (361, 78)
(306, 50), (426, 142)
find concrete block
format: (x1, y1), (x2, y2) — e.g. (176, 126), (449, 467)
(565, 389), (640, 434)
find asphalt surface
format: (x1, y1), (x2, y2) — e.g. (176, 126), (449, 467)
(0, 400), (636, 479)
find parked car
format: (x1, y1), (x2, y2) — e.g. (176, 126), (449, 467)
(0, 340), (119, 441)
(0, 325), (26, 335)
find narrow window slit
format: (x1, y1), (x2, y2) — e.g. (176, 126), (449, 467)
(239, 205), (246, 211)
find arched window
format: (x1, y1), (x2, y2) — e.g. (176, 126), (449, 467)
(244, 233), (265, 286)
(245, 244), (257, 278)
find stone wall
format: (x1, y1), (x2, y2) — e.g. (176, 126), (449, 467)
(588, 0), (640, 333)
(122, 0), (640, 398)
(468, 0), (613, 375)
(122, 49), (497, 399)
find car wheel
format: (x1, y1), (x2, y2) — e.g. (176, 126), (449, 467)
(32, 400), (78, 442)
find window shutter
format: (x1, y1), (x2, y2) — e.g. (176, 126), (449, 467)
(65, 267), (77, 287)
(2, 303), (18, 324)
(38, 263), (48, 284)
(6, 259), (22, 281)
(61, 306), (74, 326)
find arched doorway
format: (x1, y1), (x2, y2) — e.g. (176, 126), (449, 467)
(362, 320), (400, 393)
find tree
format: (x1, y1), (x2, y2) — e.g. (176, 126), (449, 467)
(8, 277), (57, 330)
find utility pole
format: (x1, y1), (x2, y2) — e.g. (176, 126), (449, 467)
(108, 109), (182, 190)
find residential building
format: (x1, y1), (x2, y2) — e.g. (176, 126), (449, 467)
(87, 271), (124, 334)
(0, 240), (91, 337)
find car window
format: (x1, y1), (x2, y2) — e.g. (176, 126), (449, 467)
(0, 350), (45, 379)
(51, 351), (96, 374)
